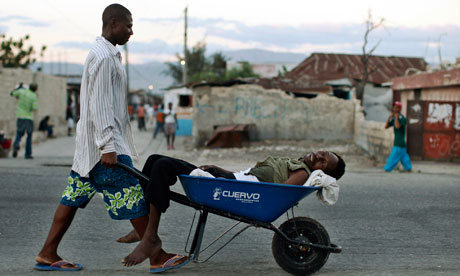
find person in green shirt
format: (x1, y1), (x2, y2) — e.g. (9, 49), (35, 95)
(10, 83), (38, 159)
(384, 101), (412, 172)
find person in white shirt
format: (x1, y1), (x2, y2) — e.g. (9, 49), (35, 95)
(164, 102), (179, 150)
(34, 4), (187, 273)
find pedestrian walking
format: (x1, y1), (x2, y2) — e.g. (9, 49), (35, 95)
(137, 104), (146, 131)
(153, 103), (165, 138)
(66, 105), (74, 136)
(384, 101), (412, 172)
(10, 83), (38, 159)
(164, 102), (178, 150)
(33, 4), (163, 272)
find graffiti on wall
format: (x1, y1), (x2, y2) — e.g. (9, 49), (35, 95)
(196, 95), (316, 124)
(427, 103), (452, 128)
(454, 104), (460, 130)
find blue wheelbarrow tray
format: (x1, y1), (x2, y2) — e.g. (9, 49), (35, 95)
(179, 175), (321, 223)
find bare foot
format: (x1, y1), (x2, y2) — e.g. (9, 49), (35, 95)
(150, 252), (189, 269)
(36, 254), (61, 265)
(117, 229), (140, 243)
(122, 237), (162, 267)
(35, 255), (79, 269)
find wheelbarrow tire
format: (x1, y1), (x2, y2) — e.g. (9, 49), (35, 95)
(272, 217), (330, 276)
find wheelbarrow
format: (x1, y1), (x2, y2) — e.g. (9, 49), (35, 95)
(117, 163), (342, 276)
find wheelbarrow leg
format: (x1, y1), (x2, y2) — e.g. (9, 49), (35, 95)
(190, 210), (208, 261)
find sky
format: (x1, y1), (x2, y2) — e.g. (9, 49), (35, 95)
(1, 0), (460, 65)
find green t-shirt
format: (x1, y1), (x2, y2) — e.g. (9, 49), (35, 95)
(248, 156), (311, 184)
(12, 88), (38, 120)
(389, 114), (407, 147)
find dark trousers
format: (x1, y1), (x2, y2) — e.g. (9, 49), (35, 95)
(153, 122), (165, 138)
(13, 118), (34, 157)
(140, 154), (236, 213)
(141, 154), (197, 213)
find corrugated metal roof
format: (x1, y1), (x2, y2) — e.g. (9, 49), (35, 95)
(286, 53), (427, 85)
(392, 68), (460, 90)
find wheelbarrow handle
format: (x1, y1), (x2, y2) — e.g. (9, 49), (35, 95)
(116, 162), (150, 182)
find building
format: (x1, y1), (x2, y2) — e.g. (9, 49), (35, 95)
(163, 87), (193, 136)
(392, 68), (460, 161)
(283, 53), (427, 121)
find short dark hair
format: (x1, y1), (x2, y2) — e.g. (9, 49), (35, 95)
(29, 83), (38, 92)
(102, 4), (131, 29)
(329, 152), (346, 180)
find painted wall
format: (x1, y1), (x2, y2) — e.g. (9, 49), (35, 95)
(192, 84), (355, 146)
(0, 68), (67, 143)
(354, 103), (394, 163)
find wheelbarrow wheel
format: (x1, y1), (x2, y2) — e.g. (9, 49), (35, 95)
(272, 217), (330, 276)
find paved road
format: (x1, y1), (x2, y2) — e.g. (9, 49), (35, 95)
(1, 164), (459, 275)
(1, 130), (459, 275)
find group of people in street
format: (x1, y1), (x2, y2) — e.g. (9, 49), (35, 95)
(136, 101), (178, 150)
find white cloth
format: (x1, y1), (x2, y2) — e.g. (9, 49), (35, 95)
(233, 168), (260, 182)
(190, 169), (215, 178)
(164, 108), (176, 124)
(67, 118), (75, 129)
(72, 36), (137, 177)
(304, 169), (339, 206)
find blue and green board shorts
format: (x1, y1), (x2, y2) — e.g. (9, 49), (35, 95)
(60, 155), (148, 220)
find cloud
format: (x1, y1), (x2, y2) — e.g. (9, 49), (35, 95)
(54, 41), (94, 49)
(54, 17), (460, 64)
(0, 15), (50, 27)
(0, 25), (7, 33)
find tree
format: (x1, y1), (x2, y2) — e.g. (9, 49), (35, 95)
(355, 10), (384, 104)
(164, 41), (258, 85)
(0, 34), (46, 68)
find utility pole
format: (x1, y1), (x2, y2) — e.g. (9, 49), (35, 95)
(124, 44), (130, 92)
(182, 6), (188, 85)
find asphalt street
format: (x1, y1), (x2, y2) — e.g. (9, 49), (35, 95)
(0, 132), (459, 275)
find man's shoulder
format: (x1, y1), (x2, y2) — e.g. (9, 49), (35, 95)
(85, 45), (115, 73)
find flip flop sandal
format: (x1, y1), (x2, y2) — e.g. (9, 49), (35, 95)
(35, 260), (83, 271)
(149, 254), (191, 273)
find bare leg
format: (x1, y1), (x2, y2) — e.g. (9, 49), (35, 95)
(116, 229), (141, 243)
(35, 204), (78, 266)
(171, 133), (175, 149)
(122, 204), (162, 266)
(166, 134), (171, 149)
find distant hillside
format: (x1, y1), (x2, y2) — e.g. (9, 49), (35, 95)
(29, 62), (174, 92)
(27, 49), (306, 90)
(223, 49), (306, 64)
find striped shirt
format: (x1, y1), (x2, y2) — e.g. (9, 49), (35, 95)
(12, 88), (38, 120)
(72, 36), (137, 177)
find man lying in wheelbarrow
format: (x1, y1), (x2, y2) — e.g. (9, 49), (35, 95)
(120, 151), (346, 272)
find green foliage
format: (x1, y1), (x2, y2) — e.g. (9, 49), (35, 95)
(0, 34), (46, 68)
(277, 65), (289, 77)
(164, 41), (259, 84)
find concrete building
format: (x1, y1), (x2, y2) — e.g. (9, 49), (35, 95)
(284, 53), (427, 121)
(0, 68), (67, 146)
(392, 68), (460, 161)
(163, 87), (193, 136)
(191, 83), (355, 147)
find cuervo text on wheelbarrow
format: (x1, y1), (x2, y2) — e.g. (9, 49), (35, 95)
(213, 187), (260, 203)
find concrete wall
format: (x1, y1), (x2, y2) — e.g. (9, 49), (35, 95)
(192, 84), (356, 146)
(354, 103), (394, 163)
(0, 68), (68, 143)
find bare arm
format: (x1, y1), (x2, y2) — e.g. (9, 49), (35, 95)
(284, 169), (309, 186)
(393, 113), (401, 129)
(385, 114), (393, 129)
